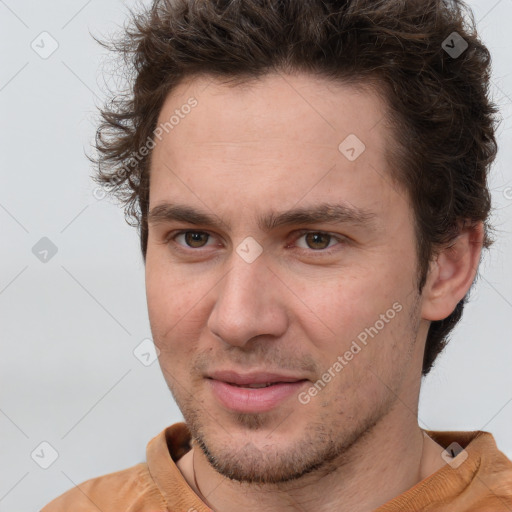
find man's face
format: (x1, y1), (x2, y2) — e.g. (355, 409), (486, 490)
(145, 73), (429, 483)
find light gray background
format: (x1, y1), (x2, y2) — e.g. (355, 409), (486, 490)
(1, 1), (511, 510)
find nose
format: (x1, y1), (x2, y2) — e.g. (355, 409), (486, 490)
(207, 251), (289, 348)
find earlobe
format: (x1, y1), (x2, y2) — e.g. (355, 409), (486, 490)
(421, 222), (484, 321)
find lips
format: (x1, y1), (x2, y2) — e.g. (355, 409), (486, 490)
(231, 382), (276, 388)
(208, 370), (305, 385)
(206, 370), (308, 413)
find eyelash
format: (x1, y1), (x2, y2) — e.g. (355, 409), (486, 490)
(165, 229), (347, 256)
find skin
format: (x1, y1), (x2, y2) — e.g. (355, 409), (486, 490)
(145, 72), (483, 512)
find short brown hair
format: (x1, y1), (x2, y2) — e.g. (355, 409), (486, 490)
(93, 0), (499, 376)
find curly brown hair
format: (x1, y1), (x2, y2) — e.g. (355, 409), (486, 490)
(92, 0), (499, 376)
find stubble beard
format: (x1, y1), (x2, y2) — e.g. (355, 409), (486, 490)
(174, 387), (396, 485)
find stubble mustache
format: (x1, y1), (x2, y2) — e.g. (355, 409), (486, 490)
(191, 344), (320, 379)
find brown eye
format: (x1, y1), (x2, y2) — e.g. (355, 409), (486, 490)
(182, 231), (210, 248)
(304, 232), (332, 250)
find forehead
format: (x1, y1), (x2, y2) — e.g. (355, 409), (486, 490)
(155, 72), (390, 148)
(148, 72), (405, 220)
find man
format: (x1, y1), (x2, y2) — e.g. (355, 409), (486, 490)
(42, 0), (512, 510)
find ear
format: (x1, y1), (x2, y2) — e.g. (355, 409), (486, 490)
(421, 222), (484, 321)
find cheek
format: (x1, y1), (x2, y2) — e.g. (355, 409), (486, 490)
(294, 267), (414, 381)
(296, 268), (403, 335)
(145, 259), (207, 354)
(304, 301), (416, 416)
(146, 246), (200, 318)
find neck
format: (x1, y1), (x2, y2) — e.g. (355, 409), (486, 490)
(177, 410), (447, 512)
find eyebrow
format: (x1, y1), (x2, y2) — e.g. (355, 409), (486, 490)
(148, 202), (377, 232)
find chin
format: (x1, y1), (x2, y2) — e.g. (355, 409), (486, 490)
(195, 431), (336, 483)
(189, 411), (354, 484)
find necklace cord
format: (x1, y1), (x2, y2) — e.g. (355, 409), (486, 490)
(192, 447), (209, 505)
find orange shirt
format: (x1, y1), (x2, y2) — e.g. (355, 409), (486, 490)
(41, 422), (512, 511)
